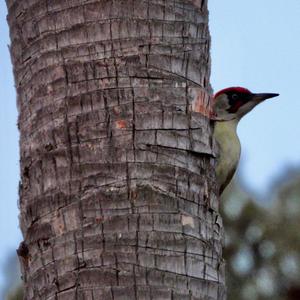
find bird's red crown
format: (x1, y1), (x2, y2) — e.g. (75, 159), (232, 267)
(214, 87), (251, 99)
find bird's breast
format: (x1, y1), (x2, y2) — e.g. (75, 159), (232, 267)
(214, 120), (241, 190)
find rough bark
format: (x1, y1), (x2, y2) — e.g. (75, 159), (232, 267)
(7, 0), (225, 299)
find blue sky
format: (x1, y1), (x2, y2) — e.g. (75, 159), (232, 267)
(0, 0), (300, 294)
(0, 1), (20, 294)
(209, 0), (300, 195)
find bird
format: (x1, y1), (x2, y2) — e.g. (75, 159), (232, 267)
(212, 87), (279, 195)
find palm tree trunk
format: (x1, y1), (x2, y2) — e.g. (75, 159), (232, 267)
(7, 0), (225, 299)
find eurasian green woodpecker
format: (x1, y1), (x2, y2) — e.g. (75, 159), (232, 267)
(213, 87), (279, 195)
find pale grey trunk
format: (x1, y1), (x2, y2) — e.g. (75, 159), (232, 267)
(7, 0), (225, 299)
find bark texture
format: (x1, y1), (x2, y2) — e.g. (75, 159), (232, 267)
(7, 0), (225, 299)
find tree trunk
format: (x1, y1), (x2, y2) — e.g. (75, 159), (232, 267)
(7, 0), (225, 299)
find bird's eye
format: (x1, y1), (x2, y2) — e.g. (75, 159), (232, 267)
(232, 94), (238, 100)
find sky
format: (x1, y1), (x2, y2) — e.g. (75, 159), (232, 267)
(209, 0), (300, 196)
(0, 0), (300, 295)
(0, 1), (20, 295)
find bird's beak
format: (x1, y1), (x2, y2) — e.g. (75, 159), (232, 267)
(252, 93), (279, 102)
